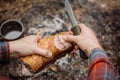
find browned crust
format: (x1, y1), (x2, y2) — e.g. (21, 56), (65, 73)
(21, 32), (74, 72)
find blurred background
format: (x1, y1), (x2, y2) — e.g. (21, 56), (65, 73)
(0, 0), (120, 80)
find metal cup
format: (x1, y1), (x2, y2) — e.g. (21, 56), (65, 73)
(0, 19), (24, 41)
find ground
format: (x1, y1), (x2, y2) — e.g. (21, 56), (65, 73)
(0, 0), (120, 80)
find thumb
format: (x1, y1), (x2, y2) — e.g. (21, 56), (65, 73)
(34, 47), (52, 57)
(62, 35), (77, 43)
(78, 23), (88, 31)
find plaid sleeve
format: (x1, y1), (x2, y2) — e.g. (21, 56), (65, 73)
(0, 42), (10, 65)
(88, 48), (117, 80)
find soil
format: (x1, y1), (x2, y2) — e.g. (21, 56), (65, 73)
(0, 0), (120, 80)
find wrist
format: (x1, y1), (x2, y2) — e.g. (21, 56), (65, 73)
(9, 41), (20, 58)
(0, 42), (10, 64)
(86, 45), (102, 57)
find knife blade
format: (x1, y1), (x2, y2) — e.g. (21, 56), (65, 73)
(65, 0), (88, 59)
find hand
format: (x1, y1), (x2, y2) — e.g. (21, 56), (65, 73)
(62, 23), (102, 57)
(9, 35), (52, 58)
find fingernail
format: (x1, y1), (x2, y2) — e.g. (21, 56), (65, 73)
(63, 35), (67, 40)
(46, 51), (52, 57)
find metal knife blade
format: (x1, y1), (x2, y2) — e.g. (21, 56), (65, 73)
(65, 0), (80, 35)
(65, 0), (88, 59)
(65, 0), (77, 27)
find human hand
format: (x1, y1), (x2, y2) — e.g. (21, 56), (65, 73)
(62, 23), (102, 57)
(9, 35), (52, 58)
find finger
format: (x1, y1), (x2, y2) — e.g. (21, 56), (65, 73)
(36, 32), (41, 40)
(32, 35), (39, 44)
(36, 31), (41, 42)
(62, 35), (77, 43)
(34, 47), (52, 57)
(37, 35), (41, 39)
(74, 45), (79, 50)
(78, 23), (87, 30)
(65, 31), (73, 35)
(68, 31), (74, 35)
(33, 35), (41, 45)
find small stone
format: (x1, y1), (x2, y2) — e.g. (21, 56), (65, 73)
(50, 66), (58, 72)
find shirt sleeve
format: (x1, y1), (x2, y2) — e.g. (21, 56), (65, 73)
(88, 48), (117, 80)
(0, 42), (10, 65)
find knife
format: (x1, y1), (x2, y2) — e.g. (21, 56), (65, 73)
(65, 0), (88, 59)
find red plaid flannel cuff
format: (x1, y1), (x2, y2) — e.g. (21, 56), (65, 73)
(0, 42), (10, 64)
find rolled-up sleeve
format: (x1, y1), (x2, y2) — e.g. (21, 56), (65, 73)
(0, 42), (10, 65)
(88, 48), (117, 80)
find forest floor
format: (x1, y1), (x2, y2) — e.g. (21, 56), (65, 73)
(0, 0), (120, 80)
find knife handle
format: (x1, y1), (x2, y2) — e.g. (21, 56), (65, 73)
(71, 26), (88, 59)
(78, 49), (88, 59)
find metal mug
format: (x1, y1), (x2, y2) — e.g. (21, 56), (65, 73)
(0, 19), (24, 41)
